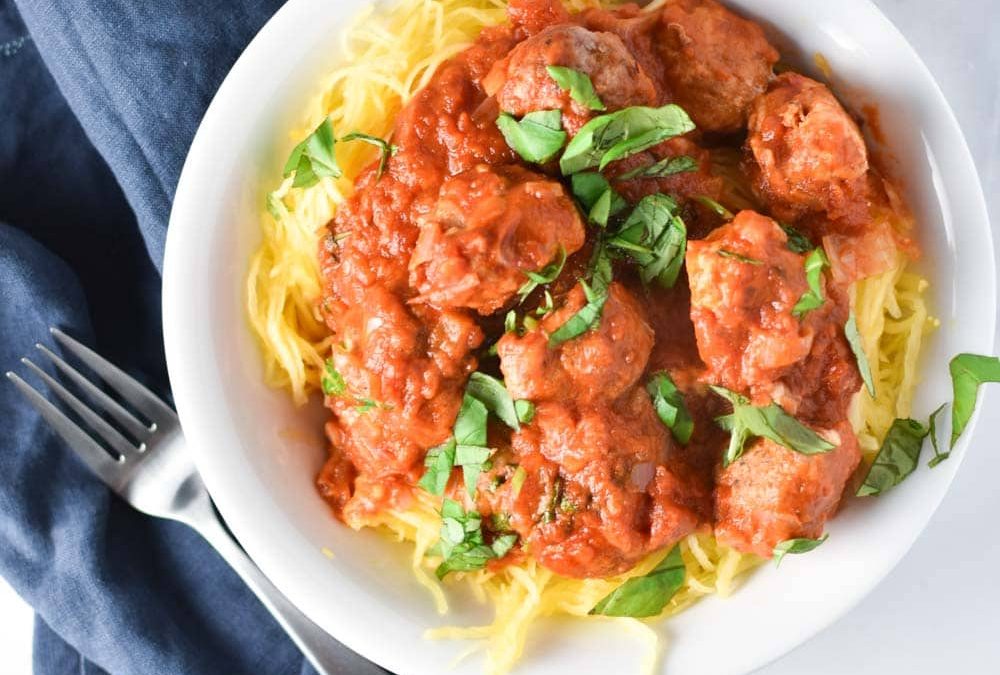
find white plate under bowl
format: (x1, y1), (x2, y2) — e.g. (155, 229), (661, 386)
(162, 1), (996, 673)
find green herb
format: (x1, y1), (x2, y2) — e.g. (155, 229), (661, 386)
(433, 499), (516, 578)
(608, 193), (687, 287)
(419, 438), (457, 496)
(545, 65), (605, 111)
(466, 372), (520, 431)
(497, 110), (567, 164)
(779, 223), (813, 254)
(340, 131), (397, 179)
(717, 248), (762, 265)
(856, 418), (929, 496)
(355, 397), (384, 413)
(266, 192), (287, 221)
(455, 444), (493, 499)
(515, 399), (535, 425)
(773, 534), (828, 567)
(696, 195), (734, 220)
(284, 118), (342, 188)
(517, 246), (567, 302)
(647, 372), (693, 444)
(504, 310), (518, 333)
(948, 353), (1000, 447)
(510, 465), (527, 497)
(535, 290), (554, 316)
(792, 247), (830, 318)
(560, 104), (695, 175)
(845, 313), (876, 397)
(926, 404), (949, 468)
(321, 359), (346, 396)
(711, 386), (836, 466)
(548, 245), (613, 347)
(590, 545), (685, 617)
(569, 172), (627, 226)
(618, 155), (698, 181)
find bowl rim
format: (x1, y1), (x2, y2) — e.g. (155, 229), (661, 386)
(162, 1), (997, 674)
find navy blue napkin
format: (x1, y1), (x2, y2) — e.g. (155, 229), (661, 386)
(0, 1), (369, 672)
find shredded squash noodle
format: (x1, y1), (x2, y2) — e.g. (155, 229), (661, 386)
(245, 1), (933, 672)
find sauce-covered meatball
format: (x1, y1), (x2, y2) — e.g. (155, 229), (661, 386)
(748, 73), (870, 224)
(484, 24), (658, 134)
(656, 0), (778, 133)
(409, 164), (586, 315)
(715, 422), (861, 557)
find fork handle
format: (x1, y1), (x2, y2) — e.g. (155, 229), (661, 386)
(193, 512), (384, 675)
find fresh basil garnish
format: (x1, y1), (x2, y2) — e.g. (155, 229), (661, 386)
(618, 155), (698, 181)
(779, 223), (813, 254)
(590, 544), (685, 617)
(773, 534), (828, 567)
(845, 312), (876, 397)
(548, 244), (613, 346)
(695, 195), (734, 220)
(433, 498), (517, 578)
(518, 246), (567, 302)
(466, 372), (521, 431)
(856, 417), (929, 496)
(711, 386), (836, 466)
(515, 399), (535, 425)
(717, 248), (762, 265)
(497, 110), (567, 164)
(560, 104), (695, 175)
(545, 65), (605, 111)
(455, 444), (493, 499)
(419, 438), (458, 496)
(570, 172), (627, 226)
(607, 193), (687, 287)
(321, 359), (346, 396)
(792, 247), (830, 318)
(948, 353), (1000, 447)
(510, 465), (527, 497)
(647, 372), (693, 444)
(340, 131), (397, 179)
(926, 404), (949, 468)
(284, 118), (342, 188)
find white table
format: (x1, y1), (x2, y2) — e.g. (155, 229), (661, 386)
(2, 0), (997, 672)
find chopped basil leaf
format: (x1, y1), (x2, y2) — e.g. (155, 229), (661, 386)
(560, 104), (695, 175)
(571, 172), (612, 210)
(454, 393), (489, 445)
(856, 418), (928, 496)
(588, 188), (628, 227)
(340, 131), (396, 179)
(548, 245), (613, 346)
(355, 397), (391, 414)
(792, 247), (830, 318)
(518, 246), (567, 302)
(590, 544), (685, 617)
(647, 372), (693, 444)
(545, 65), (606, 111)
(455, 444), (493, 498)
(266, 192), (287, 221)
(608, 193), (687, 287)
(283, 118), (342, 188)
(535, 290), (555, 316)
(779, 223), (813, 254)
(321, 359), (346, 396)
(948, 353), (1000, 447)
(419, 438), (457, 496)
(466, 372), (520, 431)
(927, 404), (950, 468)
(491, 533), (518, 558)
(618, 155), (698, 181)
(510, 465), (527, 497)
(504, 310), (518, 333)
(845, 312), (876, 397)
(696, 195), (734, 220)
(711, 386), (835, 466)
(515, 399), (535, 424)
(497, 110), (567, 164)
(434, 499), (514, 578)
(717, 248), (762, 265)
(773, 534), (828, 567)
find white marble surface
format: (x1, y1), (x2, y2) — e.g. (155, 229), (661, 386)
(1, 1), (997, 673)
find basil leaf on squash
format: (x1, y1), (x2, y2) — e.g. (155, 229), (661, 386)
(590, 545), (685, 617)
(284, 118), (342, 188)
(608, 193), (687, 288)
(926, 404), (950, 468)
(419, 438), (457, 496)
(845, 312), (876, 397)
(856, 418), (929, 496)
(340, 131), (396, 179)
(948, 353), (1000, 447)
(647, 372), (694, 444)
(792, 247), (830, 318)
(434, 499), (514, 578)
(497, 110), (567, 164)
(773, 534), (828, 567)
(560, 104), (695, 175)
(548, 244), (613, 346)
(618, 155), (698, 181)
(545, 65), (605, 111)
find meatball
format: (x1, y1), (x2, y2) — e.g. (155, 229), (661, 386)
(656, 0), (778, 133)
(715, 422), (861, 557)
(497, 282), (654, 405)
(483, 24), (658, 134)
(409, 164), (585, 315)
(477, 388), (701, 578)
(748, 73), (870, 224)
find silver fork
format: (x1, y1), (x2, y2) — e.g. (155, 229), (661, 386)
(6, 327), (382, 675)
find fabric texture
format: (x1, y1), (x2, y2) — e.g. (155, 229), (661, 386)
(0, 1), (368, 672)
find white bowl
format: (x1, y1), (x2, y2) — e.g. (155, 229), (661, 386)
(162, 1), (997, 673)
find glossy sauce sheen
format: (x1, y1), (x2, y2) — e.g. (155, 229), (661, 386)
(317, 0), (912, 573)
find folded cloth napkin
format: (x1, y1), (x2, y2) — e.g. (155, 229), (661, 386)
(0, 1), (379, 673)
